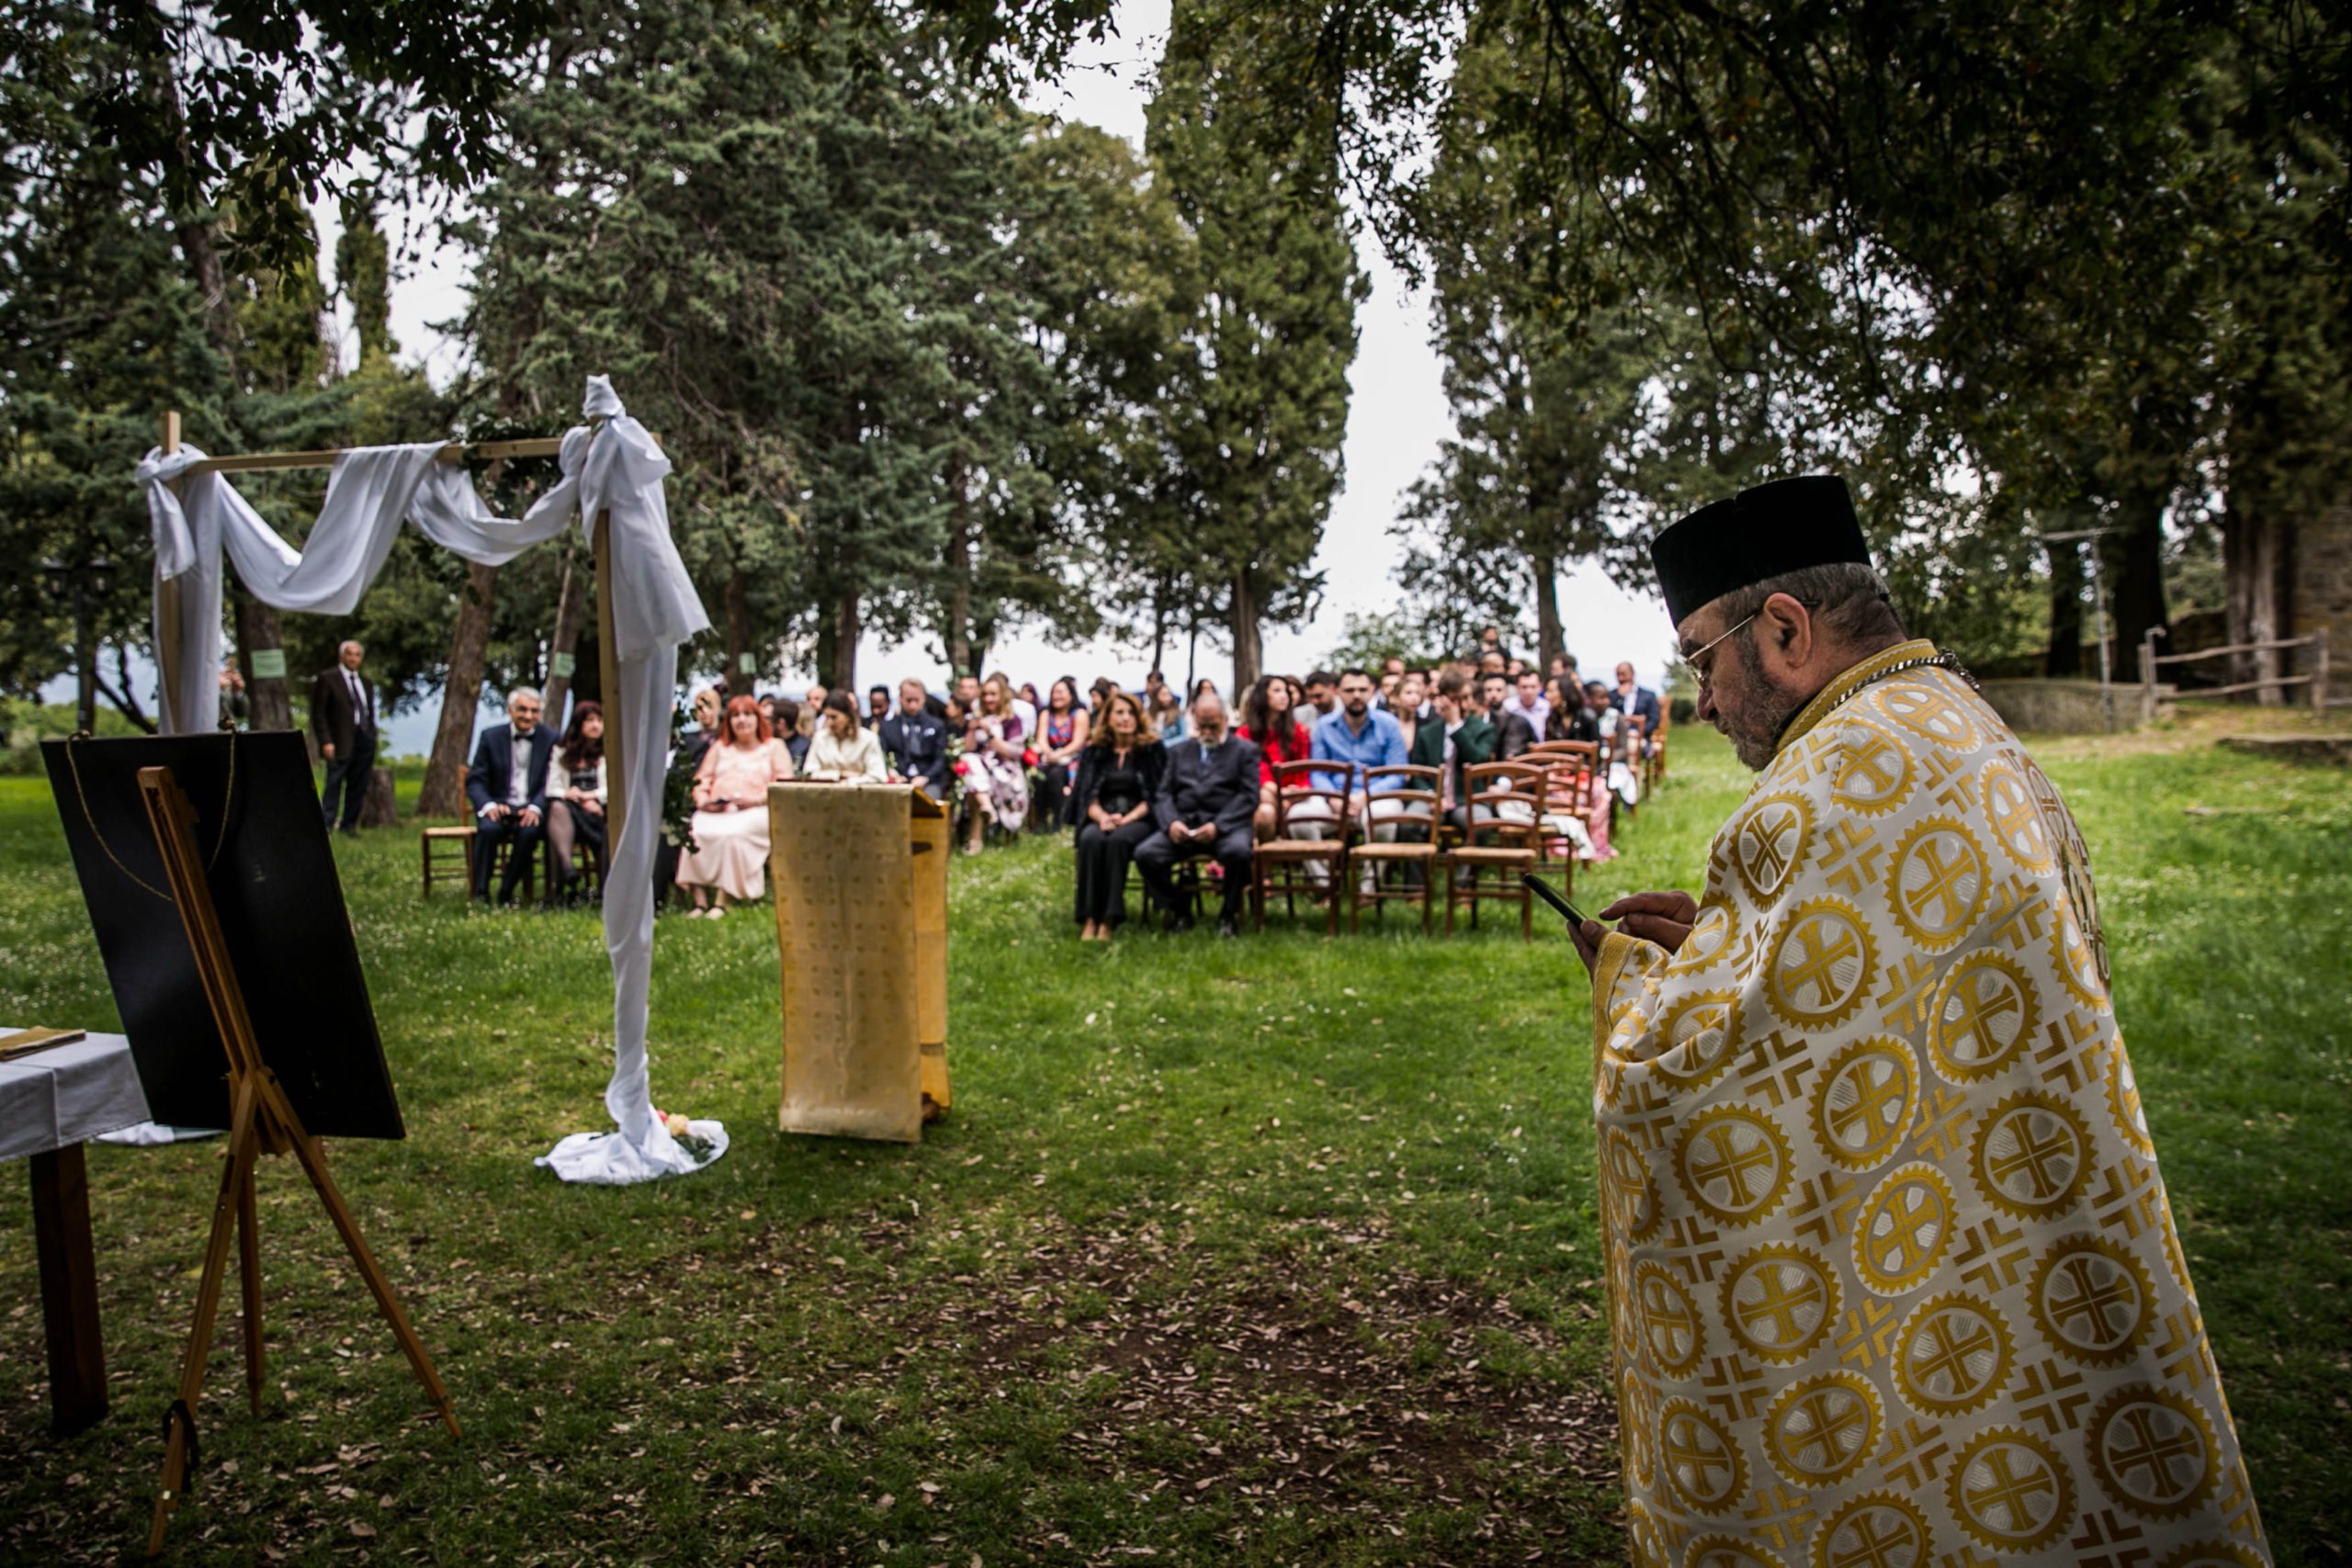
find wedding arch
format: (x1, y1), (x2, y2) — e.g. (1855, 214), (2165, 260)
(136, 377), (722, 1184)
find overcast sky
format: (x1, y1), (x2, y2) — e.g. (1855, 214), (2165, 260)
(280, 0), (1676, 751)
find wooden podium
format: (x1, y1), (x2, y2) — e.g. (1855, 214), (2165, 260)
(768, 783), (949, 1143)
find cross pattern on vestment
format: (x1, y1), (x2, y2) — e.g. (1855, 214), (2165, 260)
(1746, 809), (1801, 885)
(1905, 837), (1979, 929)
(1829, 1058), (1908, 1148)
(1736, 1263), (1826, 1346)
(1640, 1277), (1700, 1361)
(1964, 1444), (2059, 1532)
(1911, 1310), (1996, 1396)
(1662, 1413), (1736, 1498)
(1824, 1507), (1920, 1568)
(1781, 1388), (1869, 1472)
(2046, 1256), (2138, 1346)
(1884, 686), (1969, 740)
(1841, 737), (1906, 799)
(1944, 973), (2022, 1062)
(2106, 1405), (2204, 1501)
(1868, 1185), (1944, 1276)
(1783, 919), (1861, 1010)
(1987, 773), (2045, 858)
(1988, 1114), (2078, 1201)
(1690, 1124), (1778, 1208)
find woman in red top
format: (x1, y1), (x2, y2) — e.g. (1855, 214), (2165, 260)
(1237, 674), (1311, 839)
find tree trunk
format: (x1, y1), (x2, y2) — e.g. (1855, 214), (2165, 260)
(2222, 471), (2293, 705)
(1228, 568), (1261, 694)
(540, 542), (587, 730)
(2104, 499), (2168, 684)
(944, 458), (975, 677)
(2045, 537), (2084, 677)
(418, 561), (499, 817)
(360, 765), (400, 828)
(830, 592), (860, 691)
(724, 565), (753, 688)
(232, 589), (293, 731)
(1149, 581), (1170, 680)
(1532, 549), (1563, 670)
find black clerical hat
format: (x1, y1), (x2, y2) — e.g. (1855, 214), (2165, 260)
(1649, 475), (1872, 626)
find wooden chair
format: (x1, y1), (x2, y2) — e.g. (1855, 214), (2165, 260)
(421, 825), (475, 899)
(1251, 759), (1352, 933)
(1445, 761), (1544, 940)
(1348, 765), (1442, 933)
(1527, 741), (1598, 883)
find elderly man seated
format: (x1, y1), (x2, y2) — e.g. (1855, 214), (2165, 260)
(1133, 689), (1261, 937)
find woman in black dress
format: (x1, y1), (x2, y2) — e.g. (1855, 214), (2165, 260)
(1067, 688), (1165, 941)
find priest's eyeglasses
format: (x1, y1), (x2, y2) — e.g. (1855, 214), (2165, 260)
(1684, 612), (1759, 690)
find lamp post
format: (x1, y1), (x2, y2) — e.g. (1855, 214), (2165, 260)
(40, 557), (117, 735)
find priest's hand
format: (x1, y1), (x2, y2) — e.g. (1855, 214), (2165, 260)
(1600, 890), (1699, 952)
(1568, 915), (1604, 975)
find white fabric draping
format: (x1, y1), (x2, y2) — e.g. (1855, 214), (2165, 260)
(134, 376), (724, 1185)
(137, 439), (581, 734)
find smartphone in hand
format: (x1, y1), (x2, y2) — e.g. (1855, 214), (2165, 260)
(1521, 872), (1592, 931)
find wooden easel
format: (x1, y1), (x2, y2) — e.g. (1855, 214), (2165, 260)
(134, 763), (458, 1555)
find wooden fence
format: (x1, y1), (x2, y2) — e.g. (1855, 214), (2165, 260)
(2139, 626), (2332, 723)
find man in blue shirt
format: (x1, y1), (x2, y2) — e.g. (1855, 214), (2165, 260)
(1295, 669), (1409, 892)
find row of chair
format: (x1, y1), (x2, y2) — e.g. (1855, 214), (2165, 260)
(419, 825), (601, 902)
(1250, 744), (1612, 940)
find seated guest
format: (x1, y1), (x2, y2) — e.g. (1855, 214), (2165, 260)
(879, 677), (955, 799)
(654, 686), (725, 904)
(1483, 672), (1536, 761)
(1236, 673), (1310, 838)
(1594, 678), (1641, 807)
(1032, 676), (1090, 829)
(865, 684), (891, 731)
(676, 695), (794, 918)
(1545, 675), (1601, 743)
(465, 686), (557, 906)
(960, 672), (1031, 852)
(1302, 669), (1340, 725)
(1408, 671), (1494, 834)
(1392, 671), (1428, 735)
(546, 700), (608, 903)
(1295, 668), (1409, 892)
(756, 692), (779, 731)
(1069, 689), (1166, 941)
(775, 695), (811, 772)
(1146, 682), (1185, 745)
(802, 690), (888, 781)
(1134, 690), (1260, 937)
(1610, 660), (1663, 750)
(1500, 668), (1550, 740)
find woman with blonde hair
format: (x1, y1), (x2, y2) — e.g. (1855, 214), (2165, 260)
(675, 695), (794, 917)
(959, 671), (1030, 852)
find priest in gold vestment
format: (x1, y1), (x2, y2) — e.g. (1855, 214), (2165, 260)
(1569, 477), (2267, 1568)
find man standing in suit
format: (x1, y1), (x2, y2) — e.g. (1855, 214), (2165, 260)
(311, 639), (378, 835)
(1134, 690), (1260, 937)
(878, 678), (955, 800)
(464, 686), (556, 905)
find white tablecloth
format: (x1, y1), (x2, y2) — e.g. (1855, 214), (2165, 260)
(0, 1029), (151, 1162)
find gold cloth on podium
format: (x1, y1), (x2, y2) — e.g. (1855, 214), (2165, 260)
(768, 782), (949, 1143)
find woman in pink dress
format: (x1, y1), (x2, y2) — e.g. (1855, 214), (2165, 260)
(959, 672), (1031, 853)
(675, 695), (794, 917)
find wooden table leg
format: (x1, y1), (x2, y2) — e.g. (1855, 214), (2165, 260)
(29, 1143), (107, 1436)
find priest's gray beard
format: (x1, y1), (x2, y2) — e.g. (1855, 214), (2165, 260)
(1720, 634), (1810, 773)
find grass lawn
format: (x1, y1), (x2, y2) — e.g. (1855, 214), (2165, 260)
(1, 718), (2346, 1564)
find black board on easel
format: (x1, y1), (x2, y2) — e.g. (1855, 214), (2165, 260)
(40, 731), (403, 1142)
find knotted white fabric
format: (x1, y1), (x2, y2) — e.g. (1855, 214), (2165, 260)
(137, 375), (724, 1184)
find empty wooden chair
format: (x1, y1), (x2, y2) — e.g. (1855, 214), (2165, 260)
(1348, 764), (1442, 933)
(1445, 761), (1544, 940)
(1250, 759), (1352, 933)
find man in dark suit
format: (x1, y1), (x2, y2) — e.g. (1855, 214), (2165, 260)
(878, 678), (955, 800)
(1134, 690), (1260, 937)
(1611, 661), (1664, 752)
(311, 639), (379, 834)
(1481, 673), (1536, 762)
(463, 687), (556, 905)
